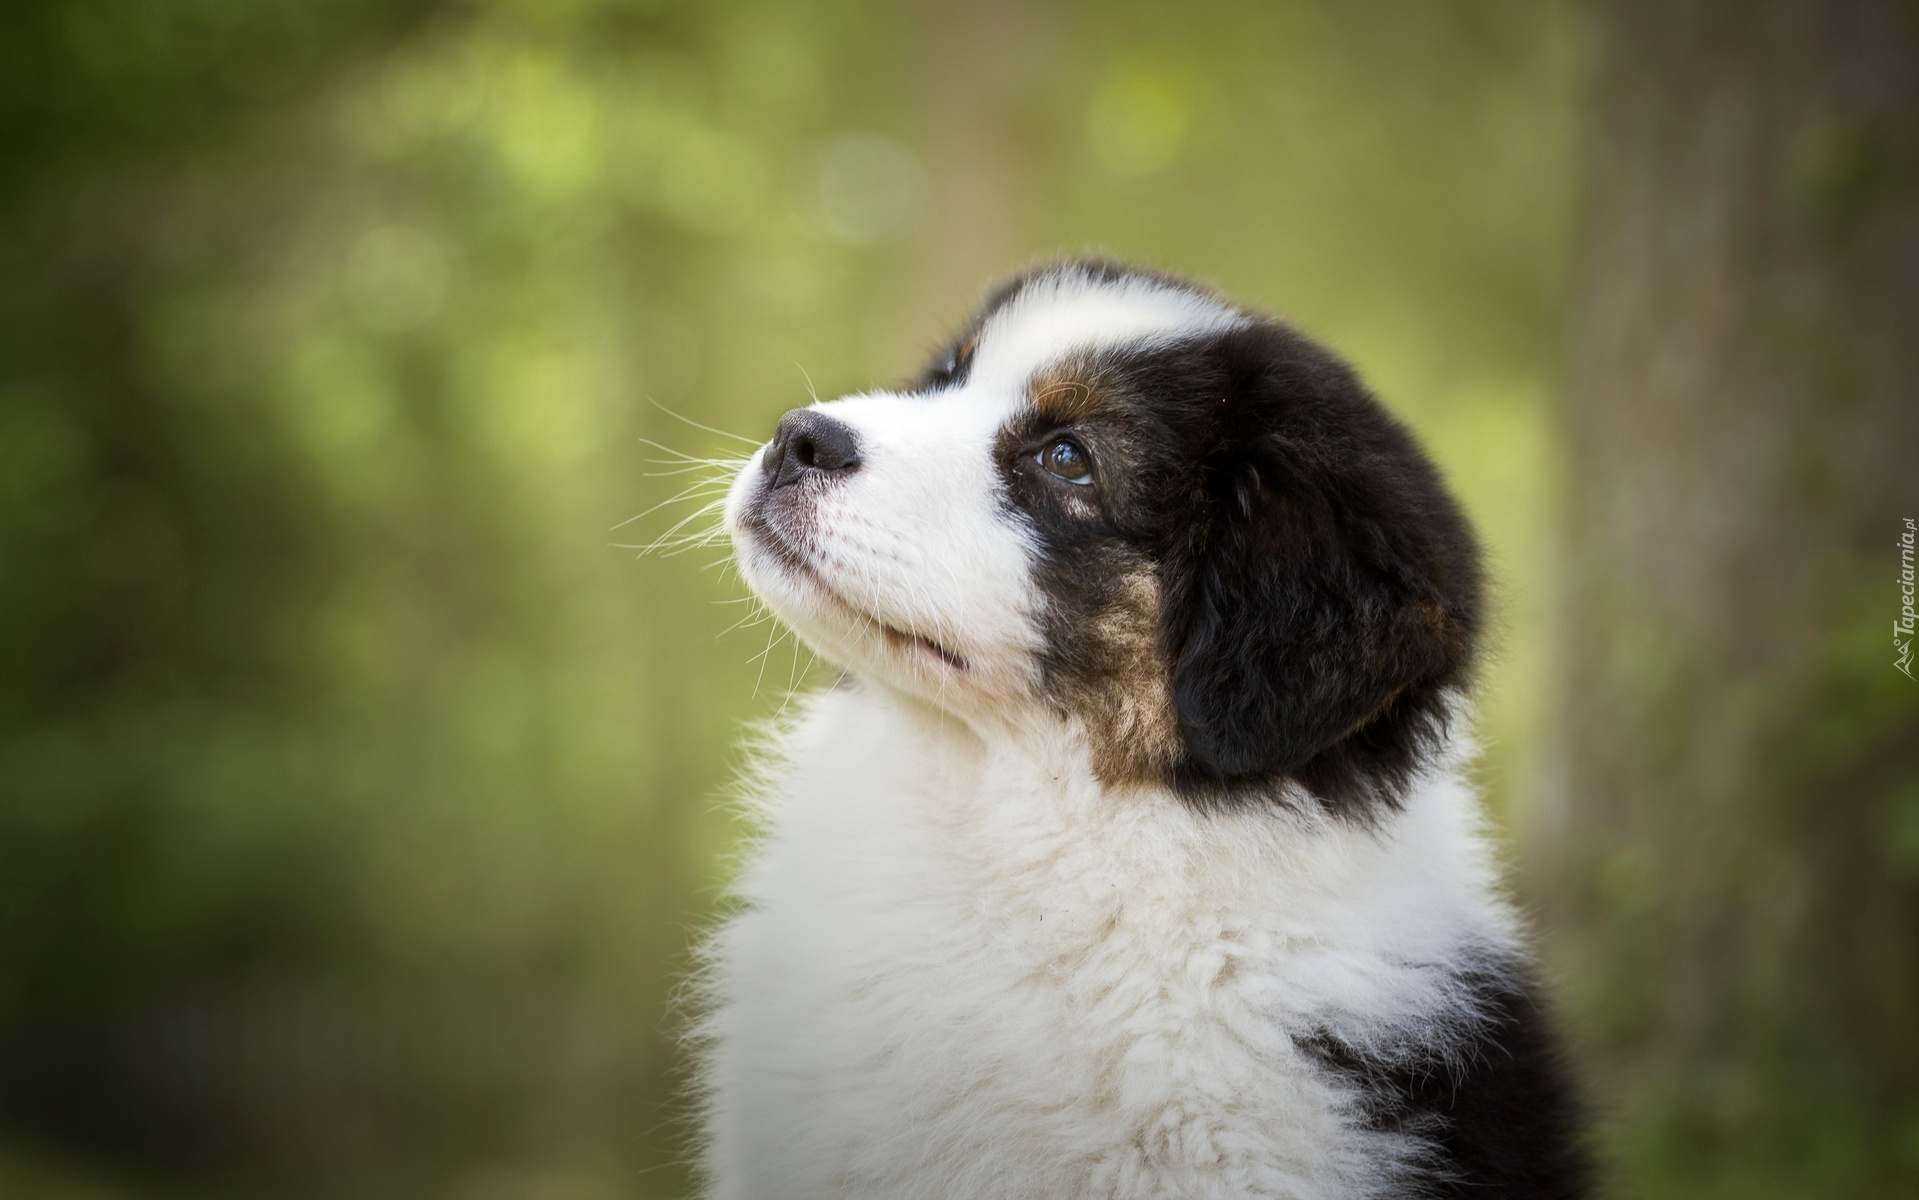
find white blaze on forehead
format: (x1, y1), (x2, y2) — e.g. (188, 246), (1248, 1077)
(968, 269), (1248, 390)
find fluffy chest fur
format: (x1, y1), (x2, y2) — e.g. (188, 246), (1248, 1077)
(698, 688), (1516, 1200)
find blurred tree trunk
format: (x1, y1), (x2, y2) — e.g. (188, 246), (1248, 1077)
(1543, 0), (1919, 1193)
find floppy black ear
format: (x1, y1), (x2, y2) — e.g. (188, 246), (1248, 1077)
(1158, 327), (1481, 810)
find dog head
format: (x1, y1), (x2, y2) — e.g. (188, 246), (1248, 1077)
(725, 261), (1481, 817)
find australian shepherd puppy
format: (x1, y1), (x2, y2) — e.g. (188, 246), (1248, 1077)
(697, 261), (1586, 1199)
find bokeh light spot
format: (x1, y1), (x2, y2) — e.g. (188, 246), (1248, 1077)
(343, 226), (449, 332)
(1086, 68), (1190, 176)
(807, 132), (926, 245)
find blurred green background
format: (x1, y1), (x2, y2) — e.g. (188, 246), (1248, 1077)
(3, 1), (1911, 1198)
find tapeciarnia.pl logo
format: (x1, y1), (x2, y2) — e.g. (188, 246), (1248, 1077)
(1899, 518), (1916, 679)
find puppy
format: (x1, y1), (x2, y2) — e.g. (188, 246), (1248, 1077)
(697, 261), (1585, 1199)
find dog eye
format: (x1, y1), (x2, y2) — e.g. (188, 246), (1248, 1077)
(1038, 438), (1094, 485)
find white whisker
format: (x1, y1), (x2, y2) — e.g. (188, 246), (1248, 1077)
(648, 396), (764, 446)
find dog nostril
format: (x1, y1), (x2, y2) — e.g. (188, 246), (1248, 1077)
(768, 409), (860, 488)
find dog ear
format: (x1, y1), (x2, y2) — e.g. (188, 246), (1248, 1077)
(1158, 329), (1480, 804)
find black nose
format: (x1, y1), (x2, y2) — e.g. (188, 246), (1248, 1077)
(764, 409), (862, 489)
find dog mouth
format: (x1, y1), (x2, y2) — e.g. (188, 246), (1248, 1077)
(876, 622), (968, 671)
(744, 517), (969, 673)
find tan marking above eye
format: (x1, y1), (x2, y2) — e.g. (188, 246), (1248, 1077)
(1027, 363), (1106, 424)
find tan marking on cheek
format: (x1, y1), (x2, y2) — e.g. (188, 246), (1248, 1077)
(1069, 568), (1184, 789)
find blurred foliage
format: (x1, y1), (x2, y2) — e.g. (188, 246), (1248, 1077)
(1564, 575), (1919, 1200)
(1541, 2), (1919, 1193)
(0, 0), (1584, 1196)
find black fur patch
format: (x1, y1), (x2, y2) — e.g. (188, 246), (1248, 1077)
(1154, 318), (1482, 817)
(1303, 963), (1590, 1199)
(944, 261), (1483, 819)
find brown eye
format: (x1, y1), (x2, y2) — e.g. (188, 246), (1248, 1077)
(1039, 438), (1094, 485)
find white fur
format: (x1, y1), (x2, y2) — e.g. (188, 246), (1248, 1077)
(698, 268), (1522, 1198)
(966, 270), (1248, 393)
(727, 380), (1043, 711)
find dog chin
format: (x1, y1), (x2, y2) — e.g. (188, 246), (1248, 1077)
(732, 524), (978, 705)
